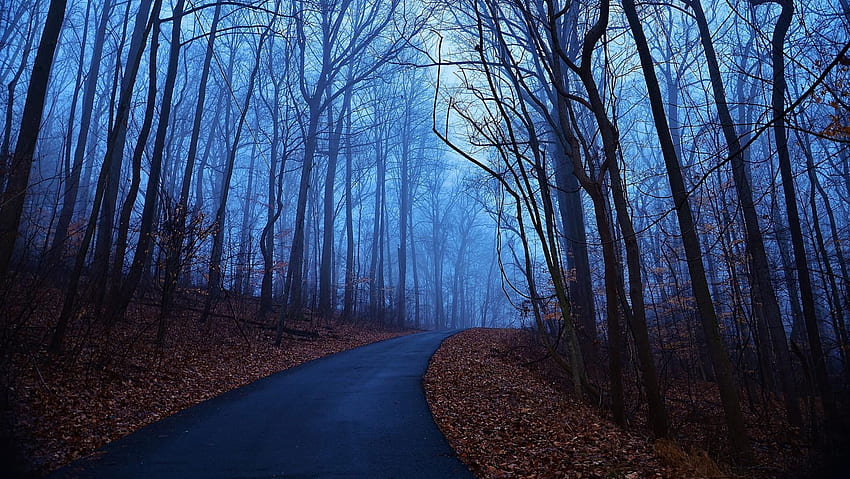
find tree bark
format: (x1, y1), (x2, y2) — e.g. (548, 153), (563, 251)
(202, 27), (269, 325)
(319, 85), (352, 317)
(49, 0), (112, 269)
(752, 0), (836, 422)
(111, 0), (184, 329)
(51, 0), (160, 353)
(0, 0), (67, 280)
(689, 0), (801, 427)
(621, 0), (751, 460)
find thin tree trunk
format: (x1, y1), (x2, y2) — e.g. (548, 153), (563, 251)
(259, 101), (281, 314)
(319, 86), (352, 317)
(690, 0), (801, 427)
(276, 101), (321, 345)
(410, 186), (420, 329)
(110, 0), (184, 331)
(109, 18), (161, 308)
(49, 0), (159, 354)
(1, 1), (40, 197)
(0, 0), (67, 280)
(396, 108), (412, 328)
(592, 185), (626, 425)
(621, 0), (752, 460)
(752, 0), (836, 422)
(161, 0), (222, 322)
(370, 133), (386, 322)
(539, 0), (669, 435)
(342, 107), (355, 321)
(236, 141), (258, 295)
(798, 131), (850, 383)
(202, 29), (269, 325)
(553, 146), (597, 362)
(49, 0), (112, 269)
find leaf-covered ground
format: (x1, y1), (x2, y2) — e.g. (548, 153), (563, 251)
(6, 305), (410, 477)
(424, 328), (845, 479)
(7, 313), (839, 478)
(425, 328), (680, 479)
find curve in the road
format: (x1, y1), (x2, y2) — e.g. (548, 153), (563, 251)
(48, 330), (474, 479)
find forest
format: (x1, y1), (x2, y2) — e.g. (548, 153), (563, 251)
(0, 0), (849, 476)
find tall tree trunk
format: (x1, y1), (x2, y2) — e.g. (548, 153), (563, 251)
(690, 0), (801, 427)
(396, 109), (412, 328)
(162, 0), (222, 322)
(1, 1), (40, 202)
(342, 107), (356, 321)
(541, 0), (669, 435)
(202, 29), (269, 325)
(259, 109), (281, 314)
(49, 0), (112, 269)
(752, 0), (837, 422)
(432, 216), (444, 329)
(804, 146), (850, 383)
(49, 0), (159, 354)
(319, 86), (352, 317)
(276, 101), (321, 345)
(369, 134), (386, 322)
(110, 0), (184, 330)
(590, 184), (626, 425)
(0, 0), (67, 280)
(553, 146), (597, 361)
(621, 0), (752, 460)
(410, 185), (421, 329)
(798, 130), (850, 383)
(109, 17), (161, 309)
(236, 141), (258, 295)
(375, 154), (387, 325)
(772, 194), (805, 342)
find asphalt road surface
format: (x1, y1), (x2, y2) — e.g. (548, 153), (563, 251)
(48, 330), (474, 479)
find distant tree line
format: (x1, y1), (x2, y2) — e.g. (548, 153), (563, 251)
(0, 0), (520, 362)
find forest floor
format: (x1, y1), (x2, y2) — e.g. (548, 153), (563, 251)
(2, 293), (411, 478)
(4, 300), (844, 479)
(425, 328), (843, 479)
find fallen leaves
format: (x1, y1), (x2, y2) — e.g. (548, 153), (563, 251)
(424, 329), (840, 478)
(424, 328), (678, 479)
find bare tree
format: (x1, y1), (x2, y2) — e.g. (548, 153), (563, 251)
(0, 0), (67, 280)
(621, 0), (751, 460)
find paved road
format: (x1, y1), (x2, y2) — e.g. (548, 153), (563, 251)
(49, 330), (474, 479)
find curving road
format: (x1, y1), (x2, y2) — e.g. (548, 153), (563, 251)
(48, 330), (474, 479)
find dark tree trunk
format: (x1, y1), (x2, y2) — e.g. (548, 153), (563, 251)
(621, 0), (751, 460)
(342, 107), (356, 321)
(202, 27), (269, 325)
(50, 0), (160, 354)
(49, 0), (112, 269)
(690, 0), (801, 427)
(552, 147), (597, 362)
(396, 107), (412, 328)
(110, 16), (161, 308)
(276, 102), (321, 345)
(235, 141), (258, 296)
(161, 0), (222, 322)
(319, 85), (352, 317)
(410, 183), (421, 329)
(752, 0), (837, 422)
(0, 0), (67, 280)
(111, 0), (184, 333)
(259, 94), (282, 315)
(369, 133), (387, 323)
